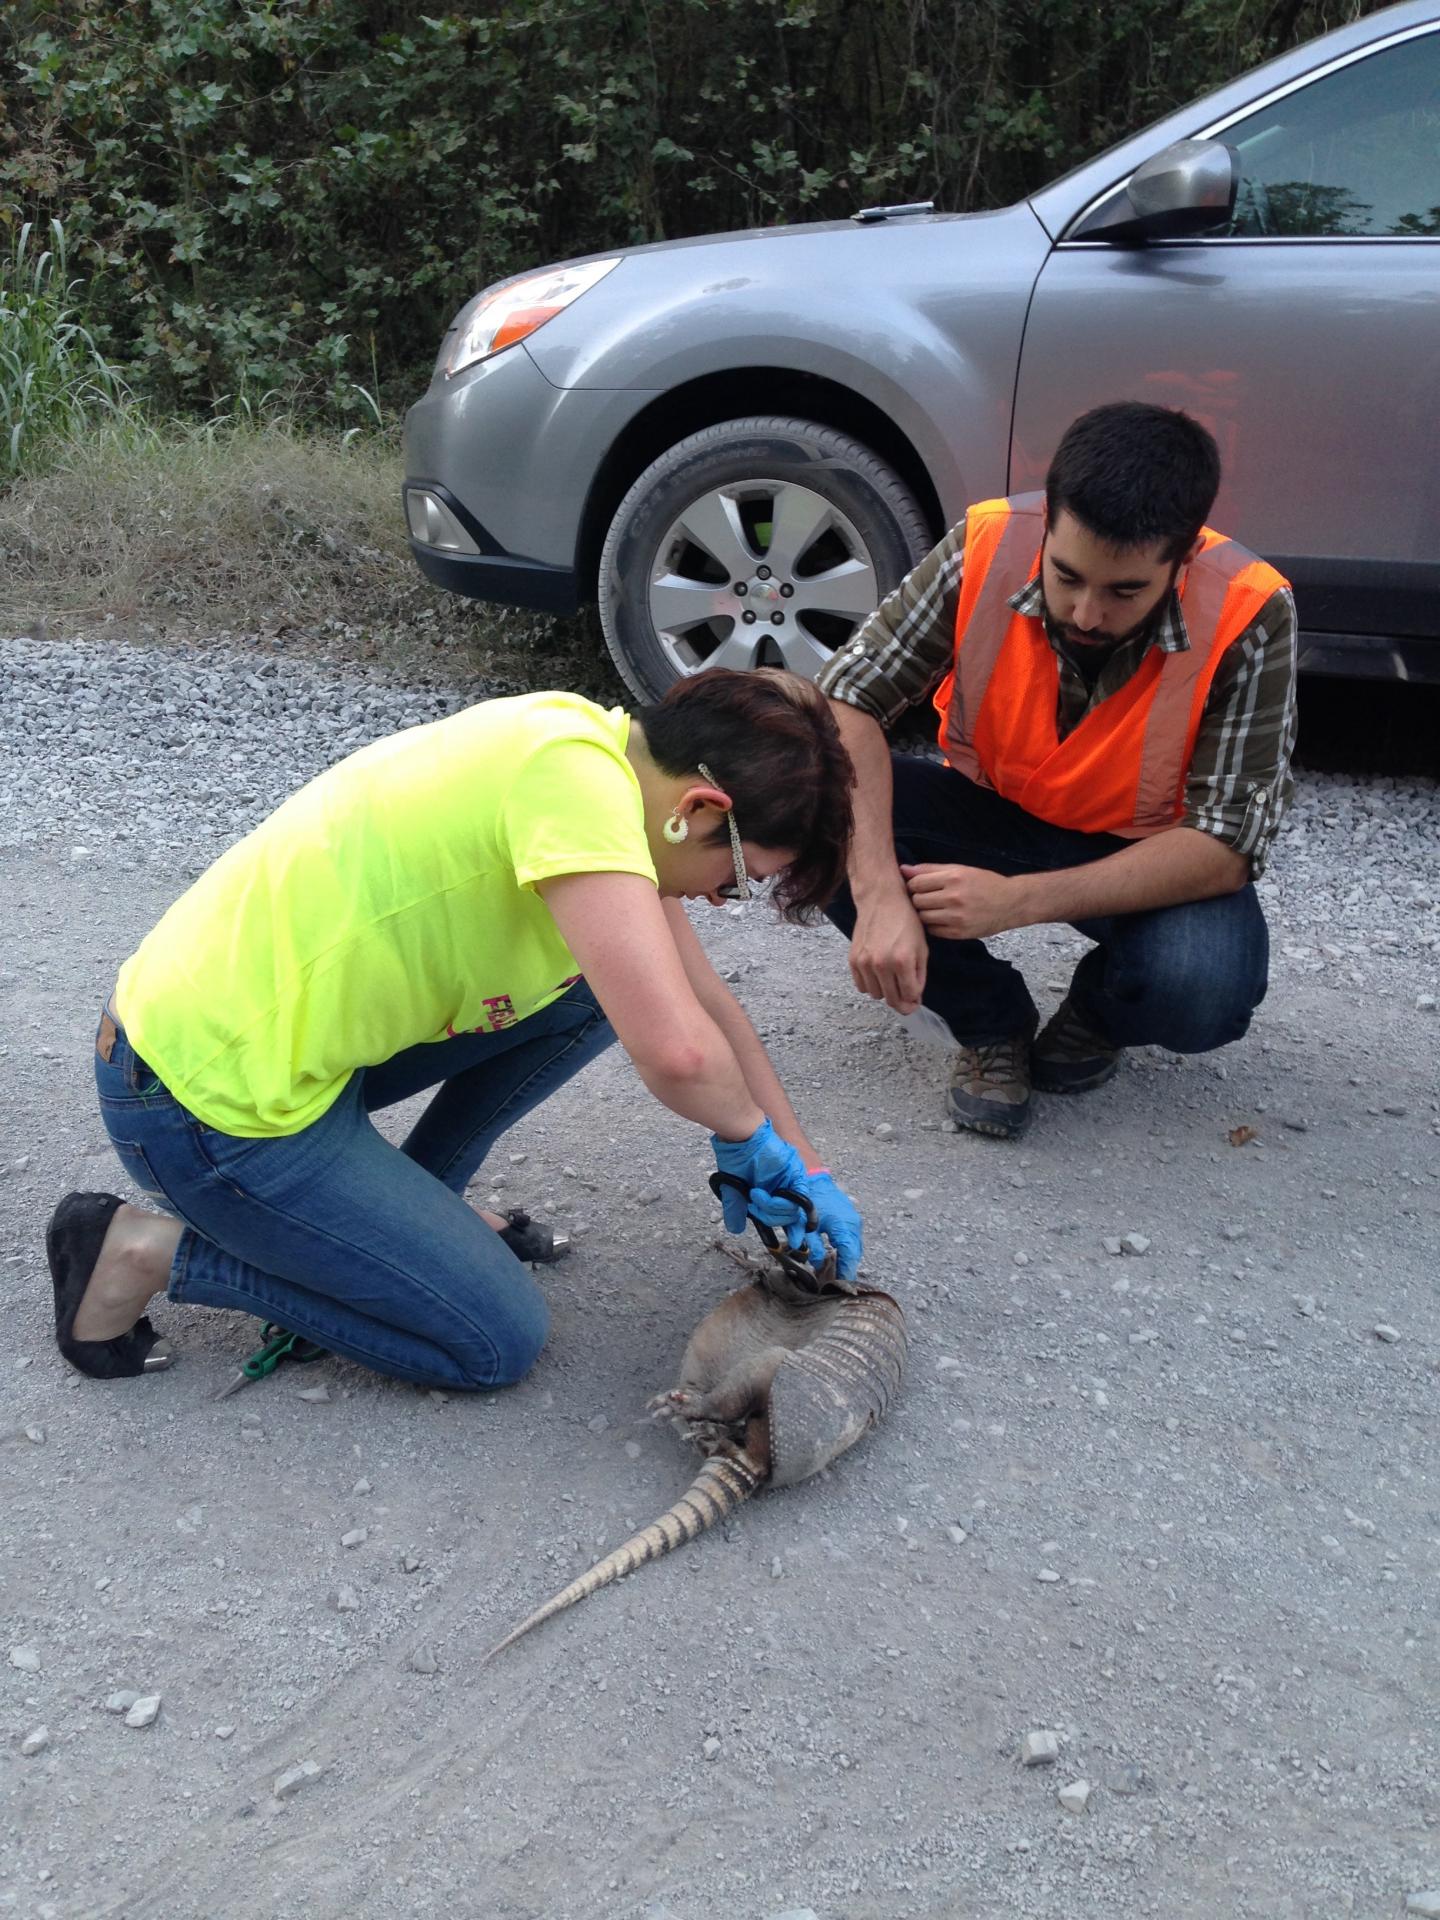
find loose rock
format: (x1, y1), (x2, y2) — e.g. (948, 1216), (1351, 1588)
(9, 1645), (41, 1672)
(272, 1760), (324, 1801)
(105, 1690), (140, 1714)
(1021, 1730), (1059, 1766)
(1372, 1324), (1401, 1343)
(407, 1646), (439, 1675)
(21, 1726), (50, 1756)
(340, 1527), (368, 1548)
(1058, 1778), (1091, 1814)
(125, 1695), (162, 1728)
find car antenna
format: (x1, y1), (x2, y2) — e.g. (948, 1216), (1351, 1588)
(851, 201), (936, 224)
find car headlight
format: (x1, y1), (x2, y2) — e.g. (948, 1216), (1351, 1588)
(443, 257), (621, 377)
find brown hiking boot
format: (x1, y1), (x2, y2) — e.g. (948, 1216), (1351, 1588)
(946, 1035), (1032, 1138)
(1032, 994), (1122, 1093)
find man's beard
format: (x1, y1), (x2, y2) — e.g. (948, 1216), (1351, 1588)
(1043, 574), (1177, 652)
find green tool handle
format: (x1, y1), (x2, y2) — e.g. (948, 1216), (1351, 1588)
(241, 1330), (299, 1382)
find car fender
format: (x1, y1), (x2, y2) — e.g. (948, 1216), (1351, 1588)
(523, 203), (1054, 526)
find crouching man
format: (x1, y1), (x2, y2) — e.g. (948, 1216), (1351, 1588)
(819, 401), (1297, 1138)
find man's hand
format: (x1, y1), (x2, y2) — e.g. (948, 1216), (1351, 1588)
(902, 863), (1018, 941)
(849, 892), (929, 1014)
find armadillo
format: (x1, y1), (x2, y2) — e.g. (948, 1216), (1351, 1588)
(482, 1255), (907, 1661)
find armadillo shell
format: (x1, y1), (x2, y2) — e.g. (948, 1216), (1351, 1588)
(766, 1286), (907, 1489)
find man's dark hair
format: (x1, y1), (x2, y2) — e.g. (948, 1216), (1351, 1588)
(636, 667), (854, 921)
(1045, 402), (1221, 562)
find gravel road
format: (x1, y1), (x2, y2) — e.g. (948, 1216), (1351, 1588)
(2, 633), (1438, 1920)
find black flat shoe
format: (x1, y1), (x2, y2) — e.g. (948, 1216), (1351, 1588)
(47, 1192), (173, 1378)
(497, 1208), (571, 1265)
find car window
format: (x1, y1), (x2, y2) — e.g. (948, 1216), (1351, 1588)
(1223, 29), (1440, 237)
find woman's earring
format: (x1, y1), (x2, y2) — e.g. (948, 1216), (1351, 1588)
(662, 810), (689, 844)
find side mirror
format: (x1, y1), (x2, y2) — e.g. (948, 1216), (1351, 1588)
(1070, 139), (1237, 242)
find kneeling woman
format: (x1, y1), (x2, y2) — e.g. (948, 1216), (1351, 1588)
(48, 668), (862, 1389)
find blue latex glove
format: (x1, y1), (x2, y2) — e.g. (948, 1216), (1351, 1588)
(805, 1171), (863, 1283)
(750, 1171), (863, 1283)
(710, 1119), (811, 1238)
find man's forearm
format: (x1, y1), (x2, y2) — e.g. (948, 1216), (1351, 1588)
(1009, 827), (1249, 926)
(829, 700), (906, 902)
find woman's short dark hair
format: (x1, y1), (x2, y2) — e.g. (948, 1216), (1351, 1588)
(636, 667), (854, 920)
(1046, 402), (1221, 562)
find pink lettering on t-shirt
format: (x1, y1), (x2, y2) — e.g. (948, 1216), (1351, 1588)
(445, 992), (518, 1038)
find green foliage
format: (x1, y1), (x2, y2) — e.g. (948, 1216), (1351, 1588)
(0, 217), (131, 478)
(0, 0), (1391, 416)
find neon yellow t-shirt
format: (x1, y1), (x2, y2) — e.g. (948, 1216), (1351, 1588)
(116, 692), (654, 1137)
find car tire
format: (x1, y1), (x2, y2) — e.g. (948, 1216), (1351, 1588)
(597, 416), (932, 703)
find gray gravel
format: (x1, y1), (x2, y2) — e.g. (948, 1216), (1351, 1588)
(2, 631), (1438, 1920)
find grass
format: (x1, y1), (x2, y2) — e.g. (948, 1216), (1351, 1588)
(0, 219), (131, 479)
(0, 406), (627, 700)
(0, 222), (625, 695)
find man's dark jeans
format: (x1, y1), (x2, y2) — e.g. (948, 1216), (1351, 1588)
(826, 756), (1269, 1052)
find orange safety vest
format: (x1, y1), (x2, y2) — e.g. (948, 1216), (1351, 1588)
(932, 492), (1288, 839)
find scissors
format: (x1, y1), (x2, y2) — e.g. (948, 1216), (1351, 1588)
(214, 1322), (328, 1399)
(707, 1171), (839, 1293)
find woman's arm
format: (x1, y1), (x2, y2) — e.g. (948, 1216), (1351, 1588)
(536, 871), (764, 1141)
(660, 898), (822, 1168)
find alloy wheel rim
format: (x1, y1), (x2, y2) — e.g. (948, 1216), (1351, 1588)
(646, 477), (880, 679)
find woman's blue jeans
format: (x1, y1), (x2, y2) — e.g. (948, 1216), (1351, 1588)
(826, 755), (1270, 1050)
(94, 983), (614, 1390)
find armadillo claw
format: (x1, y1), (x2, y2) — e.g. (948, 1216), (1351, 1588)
(646, 1387), (692, 1423)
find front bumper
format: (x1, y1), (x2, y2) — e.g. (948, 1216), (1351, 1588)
(402, 479), (581, 613)
(407, 537), (582, 615)
(403, 339), (656, 611)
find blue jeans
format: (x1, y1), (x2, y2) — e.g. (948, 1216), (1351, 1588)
(826, 756), (1269, 1050)
(94, 983), (614, 1389)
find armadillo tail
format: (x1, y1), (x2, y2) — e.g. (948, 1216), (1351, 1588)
(481, 1453), (760, 1663)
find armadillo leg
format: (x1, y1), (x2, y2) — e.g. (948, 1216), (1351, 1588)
(655, 1348), (789, 1426)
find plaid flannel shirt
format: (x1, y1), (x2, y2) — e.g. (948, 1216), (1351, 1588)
(816, 514), (1298, 874)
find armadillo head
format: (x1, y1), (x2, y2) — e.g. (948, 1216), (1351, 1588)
(758, 1247), (856, 1306)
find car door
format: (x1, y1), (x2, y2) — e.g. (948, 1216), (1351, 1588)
(1009, 21), (1440, 677)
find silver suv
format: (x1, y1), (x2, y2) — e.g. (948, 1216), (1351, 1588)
(403, 0), (1440, 701)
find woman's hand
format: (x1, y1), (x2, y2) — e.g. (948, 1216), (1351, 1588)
(710, 1119), (811, 1235)
(748, 1170), (863, 1282)
(719, 1127), (863, 1283)
(805, 1172), (863, 1282)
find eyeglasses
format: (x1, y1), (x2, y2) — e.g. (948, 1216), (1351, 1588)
(697, 760), (750, 903)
